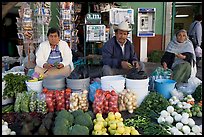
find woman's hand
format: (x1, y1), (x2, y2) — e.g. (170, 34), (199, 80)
(56, 63), (64, 69)
(162, 62), (168, 70)
(176, 53), (186, 59)
(43, 63), (54, 69)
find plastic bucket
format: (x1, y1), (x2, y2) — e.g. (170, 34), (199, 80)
(154, 79), (176, 99)
(66, 77), (90, 92)
(101, 75), (125, 93)
(26, 80), (43, 93)
(126, 78), (149, 89)
(43, 75), (66, 90)
(125, 78), (150, 106)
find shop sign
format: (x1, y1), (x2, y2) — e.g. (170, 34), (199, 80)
(85, 13), (101, 24)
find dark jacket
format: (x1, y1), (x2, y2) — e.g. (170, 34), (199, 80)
(161, 51), (193, 69)
(102, 36), (138, 68)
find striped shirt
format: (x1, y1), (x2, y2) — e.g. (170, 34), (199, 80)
(47, 45), (62, 65)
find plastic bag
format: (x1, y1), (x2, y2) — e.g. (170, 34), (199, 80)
(126, 67), (148, 80)
(176, 77), (202, 95)
(195, 46), (202, 57)
(36, 93), (47, 114)
(29, 91), (37, 112)
(20, 92), (30, 112)
(78, 90), (89, 111)
(89, 81), (101, 102)
(149, 67), (173, 90)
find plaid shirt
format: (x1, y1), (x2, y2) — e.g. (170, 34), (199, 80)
(47, 45), (62, 65)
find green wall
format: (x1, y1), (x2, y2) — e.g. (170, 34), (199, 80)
(118, 2), (165, 35)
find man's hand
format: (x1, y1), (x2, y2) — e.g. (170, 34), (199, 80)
(56, 63), (64, 69)
(132, 61), (139, 68)
(121, 61), (132, 69)
(43, 63), (54, 69)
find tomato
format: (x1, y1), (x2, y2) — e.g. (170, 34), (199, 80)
(106, 93), (111, 99)
(104, 100), (109, 106)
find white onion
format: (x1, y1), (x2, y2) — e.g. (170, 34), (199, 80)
(182, 113), (189, 119)
(181, 117), (189, 125)
(165, 116), (174, 124)
(192, 125), (201, 134)
(157, 116), (165, 124)
(176, 122), (183, 130)
(188, 118), (195, 127)
(188, 132), (196, 135)
(10, 131), (16, 135)
(160, 110), (169, 118)
(174, 114), (182, 122)
(171, 111), (178, 117)
(182, 125), (191, 134)
(167, 106), (174, 113)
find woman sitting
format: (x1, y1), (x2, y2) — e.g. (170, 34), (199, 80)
(161, 29), (196, 84)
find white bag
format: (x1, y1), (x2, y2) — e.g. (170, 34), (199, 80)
(177, 77), (202, 95)
(195, 46), (202, 57)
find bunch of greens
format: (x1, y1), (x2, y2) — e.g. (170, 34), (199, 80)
(134, 91), (170, 119)
(3, 73), (29, 98)
(192, 85), (202, 101)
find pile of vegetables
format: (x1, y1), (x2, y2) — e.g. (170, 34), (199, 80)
(3, 73), (29, 98)
(53, 109), (93, 135)
(92, 112), (140, 135)
(118, 89), (137, 113)
(134, 91), (170, 118)
(169, 95), (202, 118)
(2, 104), (14, 114)
(42, 88), (89, 112)
(14, 91), (47, 114)
(2, 119), (16, 135)
(93, 89), (119, 114)
(157, 105), (202, 135)
(192, 85), (202, 102)
(124, 114), (171, 135)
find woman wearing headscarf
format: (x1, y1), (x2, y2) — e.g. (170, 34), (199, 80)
(161, 29), (196, 83)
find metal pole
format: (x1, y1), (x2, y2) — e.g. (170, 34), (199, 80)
(171, 2), (176, 39)
(83, 25), (86, 64)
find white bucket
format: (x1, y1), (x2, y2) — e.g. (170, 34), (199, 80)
(2, 81), (14, 105)
(2, 98), (14, 105)
(125, 78), (150, 106)
(101, 75), (125, 93)
(26, 80), (43, 93)
(2, 81), (5, 96)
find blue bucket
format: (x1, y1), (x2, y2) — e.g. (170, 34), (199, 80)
(154, 79), (176, 99)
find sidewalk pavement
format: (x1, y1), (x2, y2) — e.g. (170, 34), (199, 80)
(144, 60), (202, 81)
(89, 60), (202, 81)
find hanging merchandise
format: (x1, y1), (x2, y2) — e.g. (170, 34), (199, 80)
(59, 2), (79, 51)
(109, 8), (134, 25)
(86, 25), (106, 42)
(16, 2), (52, 69)
(109, 8), (134, 43)
(33, 2), (51, 43)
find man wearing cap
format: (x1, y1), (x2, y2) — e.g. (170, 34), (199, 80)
(102, 21), (145, 76)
